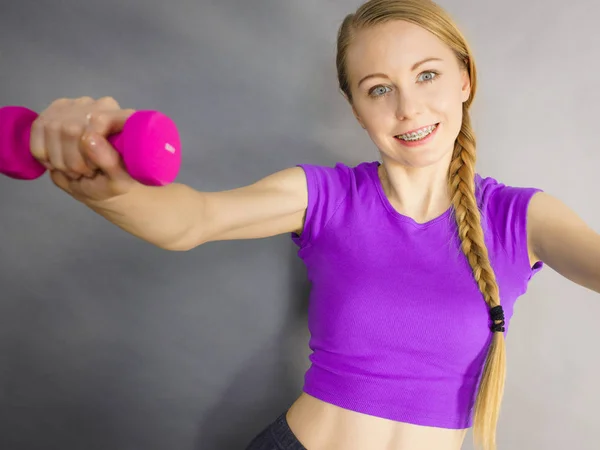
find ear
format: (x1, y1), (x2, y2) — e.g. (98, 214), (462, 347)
(460, 68), (471, 103)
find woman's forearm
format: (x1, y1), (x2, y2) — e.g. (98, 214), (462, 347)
(85, 182), (206, 251)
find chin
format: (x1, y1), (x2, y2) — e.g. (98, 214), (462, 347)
(382, 143), (453, 170)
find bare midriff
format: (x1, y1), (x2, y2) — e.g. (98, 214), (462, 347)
(285, 392), (469, 450)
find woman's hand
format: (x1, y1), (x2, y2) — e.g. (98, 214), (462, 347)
(30, 96), (140, 203)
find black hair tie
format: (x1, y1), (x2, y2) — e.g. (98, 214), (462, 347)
(489, 305), (505, 333)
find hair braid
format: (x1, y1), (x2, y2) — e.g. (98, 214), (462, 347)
(448, 104), (506, 450)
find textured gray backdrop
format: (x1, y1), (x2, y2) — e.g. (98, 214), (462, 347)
(1, 1), (599, 449)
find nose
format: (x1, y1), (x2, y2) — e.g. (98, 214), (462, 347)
(395, 88), (421, 120)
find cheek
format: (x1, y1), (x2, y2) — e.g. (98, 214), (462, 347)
(440, 101), (465, 141)
(357, 100), (396, 129)
(427, 90), (463, 122)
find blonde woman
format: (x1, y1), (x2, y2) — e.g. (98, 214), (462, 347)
(25, 1), (600, 449)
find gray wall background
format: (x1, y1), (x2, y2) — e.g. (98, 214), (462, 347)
(1, 1), (598, 449)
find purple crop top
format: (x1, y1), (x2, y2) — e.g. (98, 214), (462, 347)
(291, 161), (544, 429)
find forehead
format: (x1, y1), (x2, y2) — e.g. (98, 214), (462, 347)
(345, 20), (456, 80)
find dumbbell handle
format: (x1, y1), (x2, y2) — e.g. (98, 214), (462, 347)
(0, 106), (181, 186)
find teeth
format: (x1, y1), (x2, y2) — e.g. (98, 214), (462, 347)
(398, 124), (437, 141)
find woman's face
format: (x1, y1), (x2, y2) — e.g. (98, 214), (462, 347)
(345, 20), (471, 170)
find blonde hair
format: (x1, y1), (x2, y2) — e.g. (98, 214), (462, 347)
(336, 1), (505, 449)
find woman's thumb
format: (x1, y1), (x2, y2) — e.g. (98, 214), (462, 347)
(81, 132), (127, 179)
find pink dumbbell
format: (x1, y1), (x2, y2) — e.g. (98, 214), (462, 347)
(0, 106), (181, 186)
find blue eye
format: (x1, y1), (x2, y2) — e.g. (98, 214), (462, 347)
(370, 85), (391, 97)
(369, 86), (390, 97)
(418, 71), (438, 83)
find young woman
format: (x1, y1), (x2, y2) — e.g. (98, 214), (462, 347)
(24, 1), (600, 449)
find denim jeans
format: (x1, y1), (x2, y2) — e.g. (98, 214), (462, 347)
(245, 411), (307, 450)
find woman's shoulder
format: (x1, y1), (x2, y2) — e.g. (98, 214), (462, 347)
(295, 159), (379, 192)
(475, 173), (544, 238)
(296, 160), (378, 176)
(475, 173), (543, 206)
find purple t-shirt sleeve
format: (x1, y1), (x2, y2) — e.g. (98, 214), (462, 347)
(292, 163), (350, 249)
(483, 181), (545, 279)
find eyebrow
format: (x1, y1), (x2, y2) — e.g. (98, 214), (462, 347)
(357, 57), (444, 87)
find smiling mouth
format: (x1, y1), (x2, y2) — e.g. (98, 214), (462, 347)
(396, 123), (439, 142)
